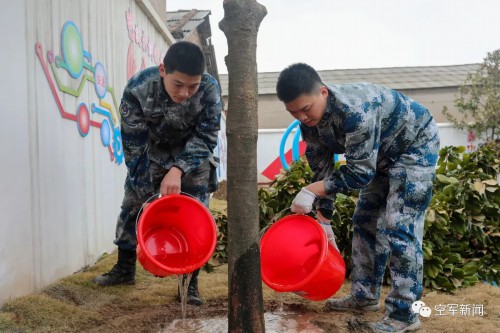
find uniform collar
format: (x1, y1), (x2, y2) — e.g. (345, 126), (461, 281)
(317, 89), (334, 127)
(157, 74), (175, 105)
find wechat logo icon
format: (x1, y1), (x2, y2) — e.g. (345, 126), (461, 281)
(412, 300), (432, 318)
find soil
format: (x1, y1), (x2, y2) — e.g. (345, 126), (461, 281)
(1, 256), (498, 333)
(74, 282), (500, 333)
(83, 297), (229, 333)
(0, 253), (500, 333)
(84, 283), (498, 333)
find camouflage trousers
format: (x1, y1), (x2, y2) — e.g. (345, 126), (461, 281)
(350, 121), (439, 323)
(114, 160), (212, 251)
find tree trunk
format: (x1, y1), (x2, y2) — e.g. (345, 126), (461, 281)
(219, 1), (267, 332)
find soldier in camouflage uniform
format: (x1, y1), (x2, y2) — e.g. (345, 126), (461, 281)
(93, 42), (222, 306)
(276, 63), (439, 333)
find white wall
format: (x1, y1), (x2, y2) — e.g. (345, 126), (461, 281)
(0, 0), (174, 306)
(214, 113), (228, 181)
(437, 123), (477, 148)
(0, 0), (34, 305)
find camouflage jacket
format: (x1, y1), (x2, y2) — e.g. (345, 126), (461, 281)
(120, 66), (222, 198)
(300, 82), (436, 212)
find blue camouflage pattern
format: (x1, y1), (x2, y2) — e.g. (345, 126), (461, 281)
(114, 66), (222, 250)
(301, 83), (439, 323)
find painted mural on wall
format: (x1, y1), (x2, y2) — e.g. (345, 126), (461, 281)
(126, 8), (162, 80)
(35, 21), (124, 165)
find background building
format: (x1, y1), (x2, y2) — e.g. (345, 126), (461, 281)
(166, 9), (220, 84)
(219, 63), (479, 129)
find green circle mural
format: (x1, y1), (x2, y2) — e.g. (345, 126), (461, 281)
(62, 21), (84, 78)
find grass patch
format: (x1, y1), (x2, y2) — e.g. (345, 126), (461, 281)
(210, 197), (227, 212)
(1, 259), (499, 333)
(0, 253), (231, 332)
(2, 294), (102, 331)
(0, 312), (18, 332)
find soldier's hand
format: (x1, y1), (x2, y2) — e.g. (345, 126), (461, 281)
(291, 187), (316, 214)
(160, 167), (183, 195)
(317, 211), (339, 251)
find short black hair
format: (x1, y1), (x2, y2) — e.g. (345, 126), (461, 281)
(163, 41), (205, 76)
(276, 63), (323, 102)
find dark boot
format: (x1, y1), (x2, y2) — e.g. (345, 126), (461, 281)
(92, 248), (136, 286)
(177, 269), (203, 306)
(187, 269), (203, 306)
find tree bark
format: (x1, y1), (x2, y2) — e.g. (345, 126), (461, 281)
(219, 1), (267, 332)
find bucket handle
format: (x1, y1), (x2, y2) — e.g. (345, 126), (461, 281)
(260, 209), (338, 252)
(260, 207), (318, 237)
(260, 207), (291, 238)
(134, 192), (202, 232)
(135, 193), (162, 233)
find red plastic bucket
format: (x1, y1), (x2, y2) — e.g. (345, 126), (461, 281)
(260, 214), (346, 301)
(136, 194), (217, 277)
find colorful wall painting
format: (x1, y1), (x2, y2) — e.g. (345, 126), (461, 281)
(35, 21), (124, 165)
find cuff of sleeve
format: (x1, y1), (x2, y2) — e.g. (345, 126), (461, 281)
(173, 160), (189, 175)
(170, 165), (185, 176)
(316, 197), (334, 217)
(318, 208), (333, 220)
(323, 176), (338, 196)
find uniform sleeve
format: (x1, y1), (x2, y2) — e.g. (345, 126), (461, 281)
(120, 88), (155, 199)
(173, 79), (222, 174)
(323, 108), (379, 195)
(301, 125), (335, 216)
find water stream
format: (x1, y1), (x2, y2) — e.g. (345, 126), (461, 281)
(277, 291), (284, 313)
(177, 273), (192, 320)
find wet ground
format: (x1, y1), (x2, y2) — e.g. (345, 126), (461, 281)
(1, 259), (498, 333)
(81, 297), (369, 333)
(164, 312), (325, 333)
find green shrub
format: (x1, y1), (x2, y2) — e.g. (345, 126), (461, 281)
(425, 144), (500, 291)
(211, 209), (228, 264)
(258, 158), (315, 231)
(213, 144), (500, 292)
